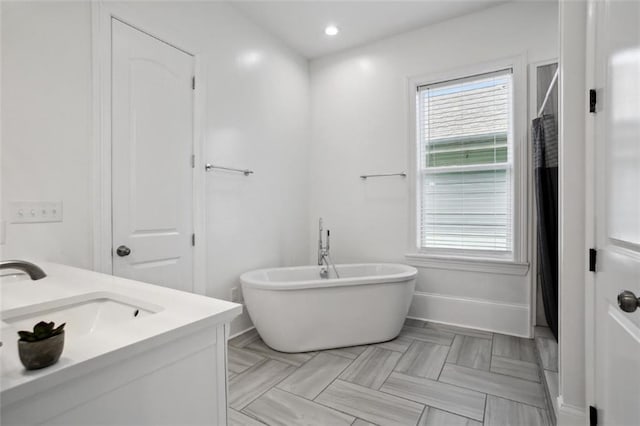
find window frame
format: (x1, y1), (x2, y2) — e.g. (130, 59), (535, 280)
(406, 56), (529, 270)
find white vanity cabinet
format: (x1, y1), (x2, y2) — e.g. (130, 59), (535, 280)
(1, 263), (241, 425)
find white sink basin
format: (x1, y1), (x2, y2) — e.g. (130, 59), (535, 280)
(0, 273), (30, 285)
(2, 292), (162, 338)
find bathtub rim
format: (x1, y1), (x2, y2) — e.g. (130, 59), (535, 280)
(240, 263), (417, 291)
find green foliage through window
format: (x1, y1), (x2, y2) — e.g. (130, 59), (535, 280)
(425, 132), (508, 167)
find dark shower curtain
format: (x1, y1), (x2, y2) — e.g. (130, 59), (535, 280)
(533, 115), (559, 341)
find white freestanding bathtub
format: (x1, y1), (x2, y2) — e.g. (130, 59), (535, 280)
(240, 263), (417, 353)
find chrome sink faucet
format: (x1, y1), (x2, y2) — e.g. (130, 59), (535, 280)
(318, 218), (339, 279)
(0, 260), (47, 280)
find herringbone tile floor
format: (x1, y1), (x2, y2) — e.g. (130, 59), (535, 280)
(228, 319), (551, 426)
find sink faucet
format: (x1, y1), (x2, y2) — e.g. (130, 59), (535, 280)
(0, 260), (47, 280)
(317, 218), (339, 279)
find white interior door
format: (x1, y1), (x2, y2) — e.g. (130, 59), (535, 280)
(112, 19), (194, 293)
(593, 1), (640, 425)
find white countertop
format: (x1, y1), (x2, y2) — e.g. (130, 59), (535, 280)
(0, 262), (242, 406)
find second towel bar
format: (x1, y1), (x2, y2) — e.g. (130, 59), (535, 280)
(205, 164), (254, 176)
(360, 172), (407, 179)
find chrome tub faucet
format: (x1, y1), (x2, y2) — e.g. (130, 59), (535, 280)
(318, 218), (329, 266)
(318, 218), (339, 279)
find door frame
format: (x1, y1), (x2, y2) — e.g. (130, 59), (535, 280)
(584, 0), (598, 413)
(91, 1), (206, 295)
(557, 0), (593, 422)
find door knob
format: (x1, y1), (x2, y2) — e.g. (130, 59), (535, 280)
(617, 290), (640, 313)
(116, 245), (131, 257)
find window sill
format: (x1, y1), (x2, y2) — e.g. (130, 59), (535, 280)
(405, 253), (530, 276)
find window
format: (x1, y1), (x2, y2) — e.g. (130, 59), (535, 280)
(416, 69), (514, 257)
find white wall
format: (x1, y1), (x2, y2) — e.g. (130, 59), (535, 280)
(1, 2), (93, 267)
(309, 1), (558, 336)
(1, 1), (310, 334)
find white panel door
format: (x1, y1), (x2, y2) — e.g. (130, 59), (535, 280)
(112, 19), (194, 292)
(594, 1), (640, 424)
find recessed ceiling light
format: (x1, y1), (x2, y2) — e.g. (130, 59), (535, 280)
(324, 25), (339, 36)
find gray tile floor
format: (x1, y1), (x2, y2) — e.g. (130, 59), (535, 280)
(228, 320), (551, 426)
(534, 326), (558, 419)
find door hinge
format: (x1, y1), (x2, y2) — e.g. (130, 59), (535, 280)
(111, 247), (114, 258)
(192, 233), (195, 246)
(589, 89), (597, 113)
(192, 76), (195, 90)
(589, 405), (598, 426)
(589, 248), (597, 272)
(191, 154), (195, 169)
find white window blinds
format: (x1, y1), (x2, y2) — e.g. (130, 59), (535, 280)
(417, 69), (513, 253)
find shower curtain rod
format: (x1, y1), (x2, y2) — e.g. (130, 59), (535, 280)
(538, 68), (559, 117)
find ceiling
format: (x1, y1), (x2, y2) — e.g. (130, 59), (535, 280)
(230, 1), (509, 59)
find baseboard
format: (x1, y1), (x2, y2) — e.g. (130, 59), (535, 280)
(556, 396), (586, 426)
(408, 291), (530, 337)
(232, 294), (530, 339)
(228, 326), (255, 340)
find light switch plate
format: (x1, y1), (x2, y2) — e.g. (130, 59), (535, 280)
(10, 201), (63, 223)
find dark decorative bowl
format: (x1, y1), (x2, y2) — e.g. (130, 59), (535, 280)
(18, 331), (64, 370)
